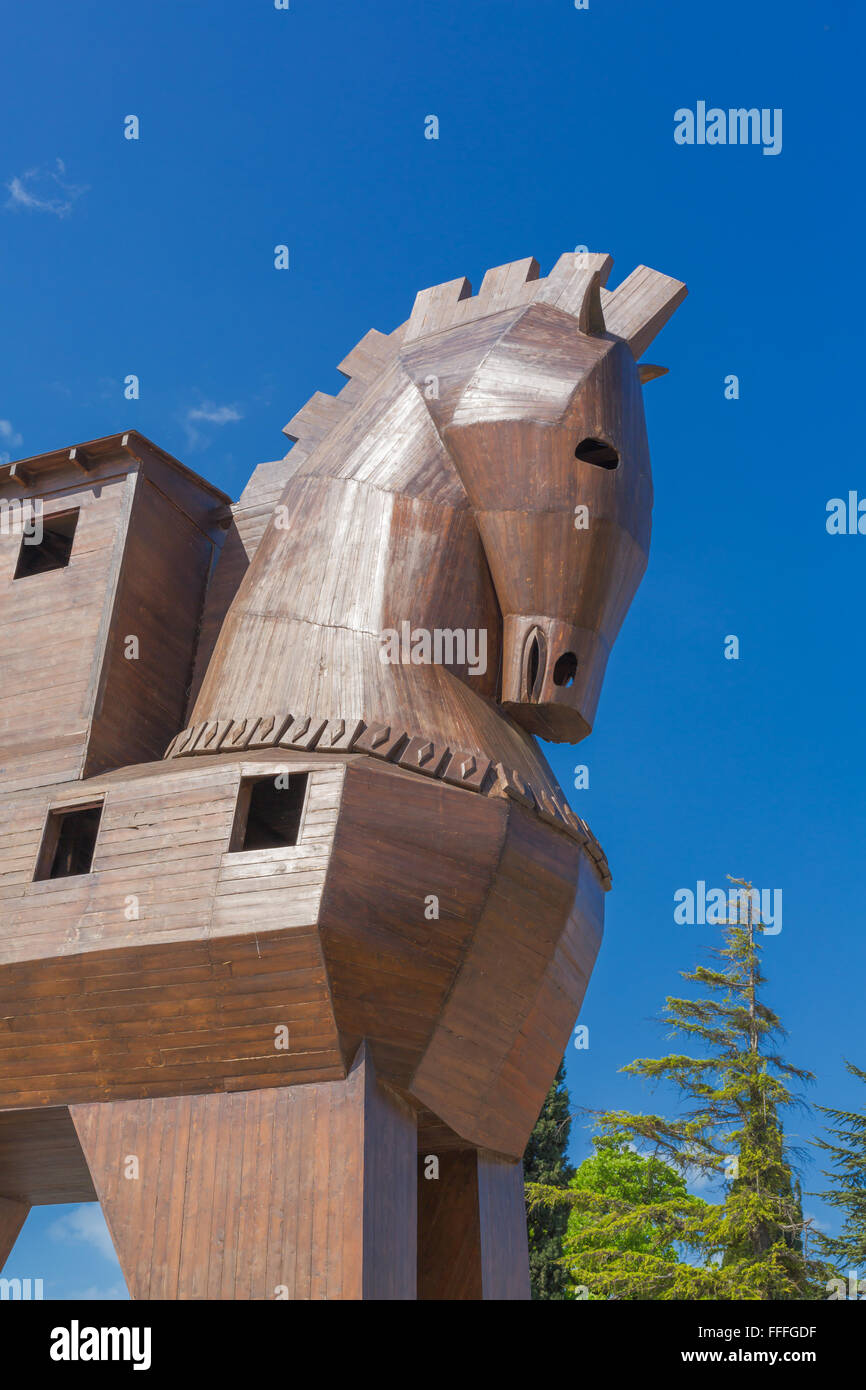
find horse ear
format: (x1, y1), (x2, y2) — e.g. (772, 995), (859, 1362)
(637, 363), (669, 383)
(534, 254), (610, 335)
(601, 266), (687, 359)
(576, 270), (606, 336)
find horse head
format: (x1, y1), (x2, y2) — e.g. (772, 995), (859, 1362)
(186, 250), (686, 796)
(401, 251), (686, 742)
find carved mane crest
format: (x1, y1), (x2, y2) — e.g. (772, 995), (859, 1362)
(273, 251), (686, 473)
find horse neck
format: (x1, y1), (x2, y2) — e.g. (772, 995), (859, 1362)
(196, 364), (500, 724)
(191, 363), (563, 800)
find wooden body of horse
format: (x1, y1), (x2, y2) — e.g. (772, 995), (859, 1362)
(0, 252), (685, 1297)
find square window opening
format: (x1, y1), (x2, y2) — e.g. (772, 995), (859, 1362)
(14, 509), (79, 579)
(230, 774), (309, 852)
(35, 802), (103, 881)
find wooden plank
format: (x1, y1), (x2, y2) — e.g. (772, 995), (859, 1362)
(601, 263), (688, 358)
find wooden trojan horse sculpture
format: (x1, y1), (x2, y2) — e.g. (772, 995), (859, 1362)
(0, 251), (685, 1299)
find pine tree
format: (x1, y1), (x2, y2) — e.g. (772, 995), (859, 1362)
(523, 1058), (575, 1299)
(527, 879), (822, 1299)
(813, 1059), (866, 1277)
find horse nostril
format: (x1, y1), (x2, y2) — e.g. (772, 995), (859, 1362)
(528, 637), (540, 692)
(553, 652), (578, 688)
(523, 627), (546, 700)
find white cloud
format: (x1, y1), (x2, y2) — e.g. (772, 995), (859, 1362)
(183, 401), (243, 450)
(5, 158), (87, 217)
(188, 404), (243, 425)
(48, 1203), (117, 1261)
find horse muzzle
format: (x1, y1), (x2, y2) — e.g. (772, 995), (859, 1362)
(500, 615), (609, 744)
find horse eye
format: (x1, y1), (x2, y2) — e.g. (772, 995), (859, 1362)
(575, 437), (619, 469)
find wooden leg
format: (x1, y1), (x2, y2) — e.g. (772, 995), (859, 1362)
(477, 1152), (532, 1299)
(0, 1196), (29, 1271)
(71, 1044), (417, 1300)
(418, 1148), (530, 1300)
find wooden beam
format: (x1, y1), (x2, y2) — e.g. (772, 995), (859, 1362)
(638, 363), (669, 383)
(71, 1045), (417, 1300)
(0, 1197), (29, 1272)
(601, 264), (687, 358)
(1, 463), (33, 488)
(282, 390), (352, 445)
(68, 446), (96, 472)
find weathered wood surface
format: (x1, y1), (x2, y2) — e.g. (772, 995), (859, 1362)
(187, 325), (407, 708)
(0, 753), (342, 960)
(72, 1045), (416, 1300)
(417, 1148), (530, 1300)
(0, 432), (228, 794)
(0, 750), (601, 1157)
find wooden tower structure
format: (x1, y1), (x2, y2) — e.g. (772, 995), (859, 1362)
(0, 251), (685, 1298)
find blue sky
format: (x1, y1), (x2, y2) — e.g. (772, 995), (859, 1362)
(3, 0), (863, 1296)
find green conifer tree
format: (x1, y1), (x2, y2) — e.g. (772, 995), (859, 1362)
(813, 1060), (866, 1278)
(524, 1058), (575, 1299)
(528, 879), (822, 1298)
